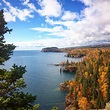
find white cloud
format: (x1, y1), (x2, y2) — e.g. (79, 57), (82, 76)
(44, 0), (110, 46)
(22, 0), (37, 11)
(3, 0), (35, 22)
(37, 0), (62, 17)
(78, 0), (93, 6)
(31, 26), (64, 33)
(11, 38), (72, 50)
(30, 26), (71, 37)
(3, 8), (16, 22)
(61, 11), (77, 21)
(103, 25), (110, 34)
(82, 0), (110, 25)
(22, 0), (29, 4)
(12, 41), (44, 50)
(3, 0), (110, 49)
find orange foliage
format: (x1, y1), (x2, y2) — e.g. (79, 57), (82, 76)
(78, 97), (89, 110)
(98, 71), (108, 99)
(64, 48), (110, 109)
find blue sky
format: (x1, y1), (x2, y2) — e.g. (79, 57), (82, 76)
(0, 0), (110, 50)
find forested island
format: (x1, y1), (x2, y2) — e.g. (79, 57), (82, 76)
(41, 47), (62, 52)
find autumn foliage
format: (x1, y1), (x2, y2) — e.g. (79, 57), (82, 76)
(65, 48), (110, 109)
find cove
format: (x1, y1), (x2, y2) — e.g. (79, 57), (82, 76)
(3, 50), (81, 110)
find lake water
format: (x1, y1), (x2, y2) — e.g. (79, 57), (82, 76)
(2, 50), (81, 110)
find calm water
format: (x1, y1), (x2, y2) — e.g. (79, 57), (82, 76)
(2, 50), (81, 110)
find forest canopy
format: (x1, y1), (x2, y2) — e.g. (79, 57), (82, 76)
(64, 48), (110, 110)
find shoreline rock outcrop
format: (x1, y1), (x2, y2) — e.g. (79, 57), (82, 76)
(62, 66), (77, 73)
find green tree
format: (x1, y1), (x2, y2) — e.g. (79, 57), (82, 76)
(51, 106), (59, 110)
(65, 59), (69, 68)
(0, 9), (39, 110)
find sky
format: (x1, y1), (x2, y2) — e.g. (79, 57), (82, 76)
(0, 0), (110, 50)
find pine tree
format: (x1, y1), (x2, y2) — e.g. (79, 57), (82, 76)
(0, 9), (39, 110)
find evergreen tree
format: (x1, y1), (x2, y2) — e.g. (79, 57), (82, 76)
(0, 9), (39, 110)
(65, 59), (69, 68)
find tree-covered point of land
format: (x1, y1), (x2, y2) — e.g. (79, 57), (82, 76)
(0, 9), (39, 110)
(65, 48), (110, 110)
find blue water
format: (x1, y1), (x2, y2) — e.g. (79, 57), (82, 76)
(2, 50), (81, 110)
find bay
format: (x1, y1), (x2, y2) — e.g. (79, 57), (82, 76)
(2, 50), (81, 110)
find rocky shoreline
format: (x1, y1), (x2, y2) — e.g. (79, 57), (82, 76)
(42, 46), (110, 110)
(60, 81), (70, 91)
(60, 81), (110, 110)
